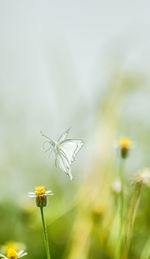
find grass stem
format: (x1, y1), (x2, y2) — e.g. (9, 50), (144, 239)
(115, 158), (125, 259)
(40, 206), (51, 259)
(125, 185), (142, 257)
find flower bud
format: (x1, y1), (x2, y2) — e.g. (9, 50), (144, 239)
(119, 137), (131, 159)
(135, 168), (150, 187)
(112, 180), (122, 194)
(35, 186), (47, 207)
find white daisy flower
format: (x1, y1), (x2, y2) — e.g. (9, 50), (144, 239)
(0, 248), (27, 259)
(28, 185), (53, 207)
(0, 242), (25, 255)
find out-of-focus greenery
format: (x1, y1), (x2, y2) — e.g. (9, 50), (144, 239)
(1, 70), (150, 259)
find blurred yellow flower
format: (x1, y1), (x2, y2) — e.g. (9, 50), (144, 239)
(1, 242), (25, 255)
(0, 247), (27, 259)
(6, 248), (18, 258)
(119, 137), (132, 159)
(119, 137), (131, 149)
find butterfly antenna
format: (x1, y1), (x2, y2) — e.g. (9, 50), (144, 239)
(68, 127), (71, 133)
(40, 131), (51, 141)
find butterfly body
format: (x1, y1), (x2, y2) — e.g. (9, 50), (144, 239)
(41, 129), (84, 180)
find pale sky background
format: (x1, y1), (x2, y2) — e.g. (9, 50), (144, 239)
(0, 1), (150, 195)
(0, 0), (150, 136)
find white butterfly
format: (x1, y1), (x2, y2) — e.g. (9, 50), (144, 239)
(41, 128), (84, 180)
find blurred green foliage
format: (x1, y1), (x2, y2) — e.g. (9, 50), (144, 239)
(0, 71), (150, 259)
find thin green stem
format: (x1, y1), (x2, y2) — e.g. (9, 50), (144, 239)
(115, 158), (125, 259)
(130, 186), (141, 235)
(125, 185), (142, 257)
(40, 206), (51, 259)
(119, 159), (124, 230)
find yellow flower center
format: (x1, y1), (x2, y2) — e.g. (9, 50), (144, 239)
(119, 137), (131, 149)
(57, 145), (61, 149)
(5, 242), (16, 250)
(6, 248), (18, 259)
(35, 185), (46, 195)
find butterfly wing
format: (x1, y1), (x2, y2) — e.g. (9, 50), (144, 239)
(42, 140), (53, 153)
(57, 128), (71, 143)
(41, 130), (83, 180)
(41, 131), (56, 155)
(55, 149), (72, 180)
(59, 139), (84, 165)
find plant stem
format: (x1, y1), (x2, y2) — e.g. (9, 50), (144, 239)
(40, 206), (51, 259)
(125, 185), (142, 257)
(115, 158), (125, 259)
(119, 159), (124, 232)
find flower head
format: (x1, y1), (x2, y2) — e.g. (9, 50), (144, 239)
(6, 248), (18, 258)
(119, 137), (132, 159)
(135, 168), (150, 187)
(28, 185), (53, 207)
(112, 180), (122, 194)
(0, 247), (27, 259)
(35, 185), (46, 196)
(1, 242), (25, 256)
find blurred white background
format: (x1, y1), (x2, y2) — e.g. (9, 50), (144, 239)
(0, 0), (150, 198)
(0, 0), (150, 134)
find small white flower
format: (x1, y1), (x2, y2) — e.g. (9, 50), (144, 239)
(0, 242), (26, 255)
(28, 185), (53, 198)
(0, 248), (27, 259)
(112, 180), (122, 194)
(135, 168), (150, 186)
(28, 186), (53, 207)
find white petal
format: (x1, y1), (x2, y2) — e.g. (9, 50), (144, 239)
(0, 254), (7, 258)
(46, 191), (53, 195)
(19, 252), (28, 258)
(28, 194), (36, 197)
(18, 250), (24, 256)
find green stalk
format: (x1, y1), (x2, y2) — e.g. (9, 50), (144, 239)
(40, 206), (51, 259)
(115, 158), (125, 259)
(125, 185), (142, 257)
